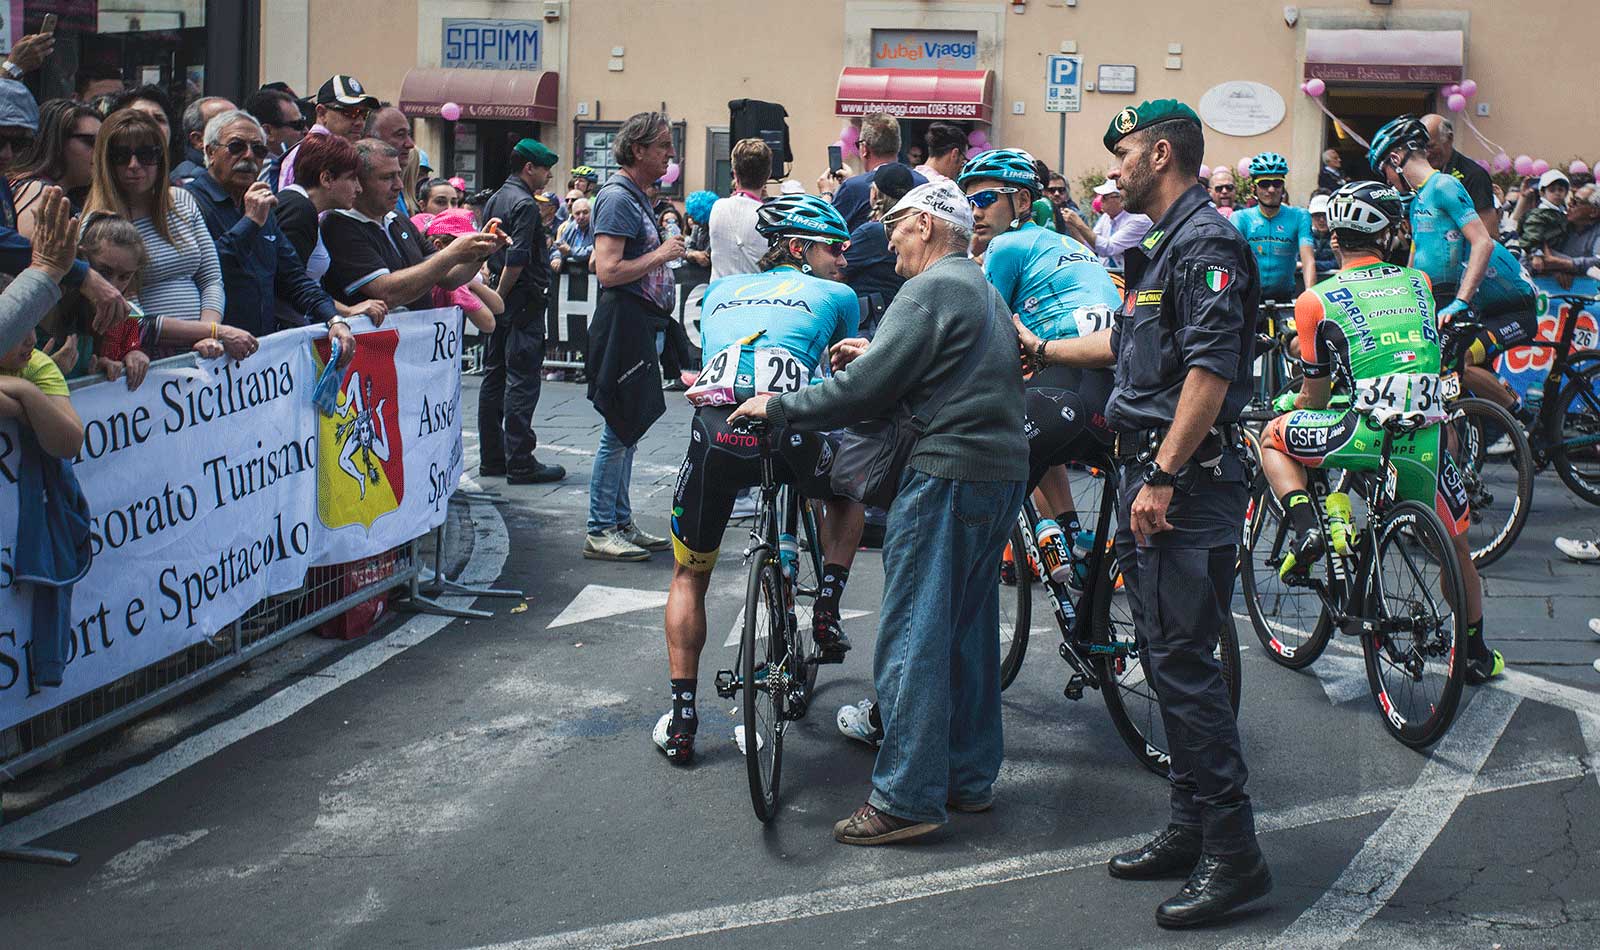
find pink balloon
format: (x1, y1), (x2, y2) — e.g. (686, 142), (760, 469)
(1475, 158), (1490, 172)
(1444, 83), (1461, 97)
(1092, 195), (1103, 214)
(1459, 79), (1478, 97)
(840, 124), (860, 150)
(1299, 81), (1310, 95)
(1570, 160), (1591, 176)
(1531, 159), (1550, 177)
(1305, 78), (1326, 98)
(1199, 164), (1211, 180)
(1237, 157), (1252, 177)
(448, 176), (466, 192)
(1491, 152), (1512, 173)
(967, 129), (990, 149)
(440, 101), (461, 121)
(1513, 155), (1534, 176)
(968, 145), (991, 158)
(1216, 205), (1234, 219)
(1446, 94), (1467, 113)
(659, 161), (681, 186)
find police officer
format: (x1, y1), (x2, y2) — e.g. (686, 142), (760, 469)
(1013, 99), (1270, 929)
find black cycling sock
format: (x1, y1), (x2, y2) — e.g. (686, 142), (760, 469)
(1465, 617), (1488, 660)
(1055, 509), (1082, 539)
(670, 678), (698, 735)
(1282, 490), (1317, 534)
(816, 563), (850, 621)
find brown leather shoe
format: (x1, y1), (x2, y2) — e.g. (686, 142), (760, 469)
(832, 803), (941, 845)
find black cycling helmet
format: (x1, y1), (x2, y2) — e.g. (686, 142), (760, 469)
(1366, 115), (1429, 174)
(1327, 181), (1405, 235)
(755, 193), (851, 243)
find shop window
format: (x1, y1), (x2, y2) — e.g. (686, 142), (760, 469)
(574, 119), (686, 198)
(705, 126), (731, 196)
(12, 3), (205, 112)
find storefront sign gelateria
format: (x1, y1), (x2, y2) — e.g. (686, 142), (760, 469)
(1198, 81), (1286, 137)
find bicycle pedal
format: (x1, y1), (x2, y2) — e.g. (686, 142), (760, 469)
(809, 651), (845, 666)
(1063, 674), (1087, 701)
(714, 669), (740, 698)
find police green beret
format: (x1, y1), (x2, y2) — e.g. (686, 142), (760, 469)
(513, 138), (558, 167)
(1103, 99), (1202, 152)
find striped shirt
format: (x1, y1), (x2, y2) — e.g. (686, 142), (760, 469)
(134, 187), (225, 321)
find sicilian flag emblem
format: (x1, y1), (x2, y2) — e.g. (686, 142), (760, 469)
(1204, 266), (1232, 293)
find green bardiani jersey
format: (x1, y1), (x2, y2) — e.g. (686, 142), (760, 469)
(1294, 259), (1441, 391)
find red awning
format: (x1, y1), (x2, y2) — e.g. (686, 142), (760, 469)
(834, 68), (995, 122)
(398, 68), (559, 122)
(1304, 29), (1464, 84)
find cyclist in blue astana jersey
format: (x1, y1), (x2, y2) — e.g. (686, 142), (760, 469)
(1230, 152), (1317, 303)
(1370, 115), (1537, 417)
(960, 148), (1123, 559)
(656, 193), (866, 766)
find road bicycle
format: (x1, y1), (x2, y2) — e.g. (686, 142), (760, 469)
(1240, 407), (1468, 749)
(711, 422), (830, 823)
(999, 454), (1243, 776)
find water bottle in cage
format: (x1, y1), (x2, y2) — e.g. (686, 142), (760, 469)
(778, 532), (799, 617)
(1325, 491), (1353, 555)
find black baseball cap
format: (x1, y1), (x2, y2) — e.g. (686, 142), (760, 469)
(316, 75), (379, 109)
(871, 162), (916, 203)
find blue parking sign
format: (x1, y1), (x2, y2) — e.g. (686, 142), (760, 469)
(1046, 55), (1082, 113)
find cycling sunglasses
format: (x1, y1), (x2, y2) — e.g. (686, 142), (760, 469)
(1254, 178), (1286, 189)
(108, 144), (164, 167)
(219, 139), (270, 159)
(966, 186), (1020, 209)
(796, 236), (849, 255)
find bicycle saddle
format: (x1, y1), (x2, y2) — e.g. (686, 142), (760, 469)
(1368, 407), (1431, 433)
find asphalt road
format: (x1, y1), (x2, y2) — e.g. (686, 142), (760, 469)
(2, 377), (1598, 949)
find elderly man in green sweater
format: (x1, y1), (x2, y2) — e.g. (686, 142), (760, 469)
(731, 180), (1028, 845)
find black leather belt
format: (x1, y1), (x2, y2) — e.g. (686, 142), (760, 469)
(1114, 423), (1244, 466)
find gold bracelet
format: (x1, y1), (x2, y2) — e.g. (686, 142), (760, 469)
(211, 322), (219, 339)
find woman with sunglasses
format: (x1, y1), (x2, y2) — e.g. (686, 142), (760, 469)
(8, 100), (100, 238)
(83, 110), (241, 357)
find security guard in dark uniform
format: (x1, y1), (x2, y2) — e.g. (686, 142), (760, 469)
(1013, 99), (1270, 928)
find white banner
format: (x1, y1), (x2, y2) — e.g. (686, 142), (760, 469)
(0, 310), (466, 732)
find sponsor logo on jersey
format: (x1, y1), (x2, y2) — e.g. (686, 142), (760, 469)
(1338, 264), (1404, 283)
(1024, 296), (1040, 313)
(815, 439), (835, 476)
(715, 430), (759, 447)
(1395, 350), (1418, 363)
(1136, 289), (1163, 306)
(1359, 287), (1408, 298)
(1060, 403), (1076, 422)
(1204, 266), (1232, 293)
(1286, 424), (1331, 453)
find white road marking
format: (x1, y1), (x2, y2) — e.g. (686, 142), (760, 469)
(1255, 688), (1522, 950)
(0, 475), (510, 852)
(538, 441), (682, 478)
(88, 829), (209, 891)
(459, 752), (1579, 950)
(547, 584), (670, 630)
(1579, 712), (1600, 793)
(722, 607), (872, 648)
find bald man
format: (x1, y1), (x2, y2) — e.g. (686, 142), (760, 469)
(1318, 149), (1345, 191)
(1422, 114), (1496, 237)
(1208, 166), (1236, 209)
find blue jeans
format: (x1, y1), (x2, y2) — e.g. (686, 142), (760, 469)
(869, 470), (1025, 824)
(587, 424), (637, 534)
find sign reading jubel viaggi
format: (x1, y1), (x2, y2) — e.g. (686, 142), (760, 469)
(870, 29), (980, 69)
(442, 18), (541, 70)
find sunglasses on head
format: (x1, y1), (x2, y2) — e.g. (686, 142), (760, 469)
(966, 186), (1020, 209)
(109, 144), (163, 167)
(219, 139), (269, 159)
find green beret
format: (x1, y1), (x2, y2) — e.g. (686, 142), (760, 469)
(513, 137), (558, 167)
(1103, 99), (1202, 152)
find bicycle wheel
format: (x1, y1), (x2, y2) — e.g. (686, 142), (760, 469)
(793, 497), (823, 695)
(1444, 397), (1533, 567)
(741, 549), (787, 822)
(998, 524), (1032, 691)
(1239, 475), (1341, 668)
(1548, 361), (1600, 506)
(1361, 500), (1467, 749)
(1095, 542), (1243, 776)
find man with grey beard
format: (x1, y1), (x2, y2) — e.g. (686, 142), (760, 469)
(185, 108), (360, 347)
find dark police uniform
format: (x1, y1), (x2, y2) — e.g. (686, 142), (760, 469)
(1106, 117), (1261, 856)
(480, 138), (556, 477)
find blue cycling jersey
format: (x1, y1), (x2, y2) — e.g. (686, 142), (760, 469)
(1410, 170), (1534, 310)
(982, 222), (1121, 340)
(698, 265), (860, 370)
(1231, 204), (1313, 301)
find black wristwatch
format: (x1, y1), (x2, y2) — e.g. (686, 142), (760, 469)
(1143, 461), (1177, 488)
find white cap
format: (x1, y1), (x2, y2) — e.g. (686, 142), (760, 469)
(1308, 194), (1330, 215)
(886, 180), (974, 231)
(1539, 169), (1570, 191)
(778, 178), (805, 195)
(1093, 179), (1120, 196)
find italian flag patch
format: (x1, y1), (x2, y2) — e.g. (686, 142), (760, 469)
(1204, 266), (1232, 293)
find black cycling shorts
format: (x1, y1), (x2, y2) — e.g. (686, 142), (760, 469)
(1024, 365), (1116, 491)
(1435, 285), (1539, 364)
(670, 406), (838, 571)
